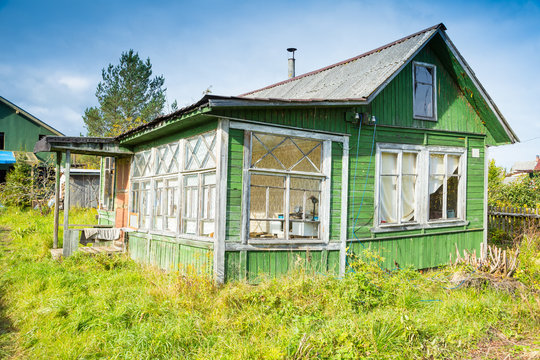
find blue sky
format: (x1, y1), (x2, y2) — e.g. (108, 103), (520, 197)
(0, 0), (539, 169)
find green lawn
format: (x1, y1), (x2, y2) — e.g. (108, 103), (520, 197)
(0, 207), (538, 359)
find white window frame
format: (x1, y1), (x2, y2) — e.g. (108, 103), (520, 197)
(413, 61), (437, 121)
(127, 130), (218, 240)
(242, 127), (332, 245)
(373, 143), (467, 232)
(180, 131), (217, 238)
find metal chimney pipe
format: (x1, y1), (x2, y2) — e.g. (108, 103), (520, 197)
(287, 48), (297, 78)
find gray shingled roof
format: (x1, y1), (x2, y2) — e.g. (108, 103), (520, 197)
(241, 24), (441, 101)
(510, 160), (538, 173)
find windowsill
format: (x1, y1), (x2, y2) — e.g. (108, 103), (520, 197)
(248, 239), (325, 245)
(413, 115), (437, 122)
(371, 220), (469, 233)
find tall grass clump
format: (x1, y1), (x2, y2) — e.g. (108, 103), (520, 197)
(0, 208), (538, 359)
(515, 228), (540, 291)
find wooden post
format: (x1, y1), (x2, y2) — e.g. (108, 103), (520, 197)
(214, 118), (229, 284)
(53, 152), (62, 249)
(63, 150), (71, 254)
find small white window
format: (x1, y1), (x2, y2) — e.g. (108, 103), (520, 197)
(379, 151), (419, 225)
(181, 131), (217, 237)
(182, 172), (216, 237)
(428, 153), (461, 221)
(130, 180), (151, 229)
(375, 144), (466, 231)
(413, 62), (436, 120)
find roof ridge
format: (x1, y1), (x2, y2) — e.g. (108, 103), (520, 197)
(239, 23), (445, 97)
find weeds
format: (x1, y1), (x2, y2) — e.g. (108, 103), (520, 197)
(0, 208), (538, 359)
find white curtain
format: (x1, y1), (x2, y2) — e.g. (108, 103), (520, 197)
(401, 153), (417, 222)
(380, 153), (397, 223)
(429, 154), (445, 194)
(429, 154), (460, 194)
(447, 155), (460, 175)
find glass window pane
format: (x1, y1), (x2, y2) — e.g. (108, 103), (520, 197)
(250, 174), (285, 221)
(447, 176), (459, 218)
(203, 173), (216, 185)
(380, 176), (398, 224)
(290, 177), (320, 191)
(183, 175), (199, 220)
(183, 220), (197, 235)
(402, 152), (417, 175)
(290, 221), (319, 239)
(250, 220), (284, 239)
(430, 154), (445, 175)
(429, 175), (444, 220)
(273, 138), (303, 170)
(254, 154), (285, 170)
(295, 139), (322, 169)
(202, 185), (216, 219)
(289, 189), (305, 219)
(155, 180), (164, 216)
(292, 157), (318, 172)
(414, 83), (433, 118)
(447, 155), (460, 175)
(201, 221), (214, 237)
(415, 65), (433, 84)
(381, 152), (398, 175)
(251, 135), (269, 166)
(185, 174), (198, 187)
(401, 175), (416, 222)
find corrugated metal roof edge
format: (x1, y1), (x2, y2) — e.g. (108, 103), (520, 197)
(0, 96), (65, 136)
(238, 23), (446, 98)
(115, 95), (368, 141)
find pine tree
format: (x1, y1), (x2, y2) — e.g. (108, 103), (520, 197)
(83, 50), (167, 137)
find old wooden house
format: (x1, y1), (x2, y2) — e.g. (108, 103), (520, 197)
(35, 24), (518, 282)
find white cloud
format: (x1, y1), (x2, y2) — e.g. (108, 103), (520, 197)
(58, 75), (92, 93)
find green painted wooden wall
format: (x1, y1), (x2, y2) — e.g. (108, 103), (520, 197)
(347, 230), (482, 270)
(0, 101), (58, 161)
(225, 250), (340, 282)
(97, 210), (115, 226)
(370, 43), (487, 135)
(225, 128), (244, 242)
(129, 233), (213, 275)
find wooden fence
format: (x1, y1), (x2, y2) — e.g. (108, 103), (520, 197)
(488, 206), (540, 243)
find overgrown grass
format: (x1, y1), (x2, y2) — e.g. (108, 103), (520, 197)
(0, 208), (538, 359)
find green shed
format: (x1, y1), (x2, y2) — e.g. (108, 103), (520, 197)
(37, 24), (518, 283)
(1, 96), (63, 181)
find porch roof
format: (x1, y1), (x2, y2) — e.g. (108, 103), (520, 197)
(33, 136), (133, 157)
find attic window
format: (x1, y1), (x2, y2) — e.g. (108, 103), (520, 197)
(413, 62), (436, 121)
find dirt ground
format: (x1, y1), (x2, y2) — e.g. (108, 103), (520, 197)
(465, 328), (540, 360)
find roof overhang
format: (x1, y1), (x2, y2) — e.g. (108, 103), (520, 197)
(34, 136), (133, 157)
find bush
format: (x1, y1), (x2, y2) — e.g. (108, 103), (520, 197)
(0, 157), (56, 212)
(488, 160), (540, 208)
(0, 160), (32, 207)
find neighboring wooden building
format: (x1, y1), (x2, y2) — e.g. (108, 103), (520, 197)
(0, 96), (63, 181)
(36, 24), (518, 282)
